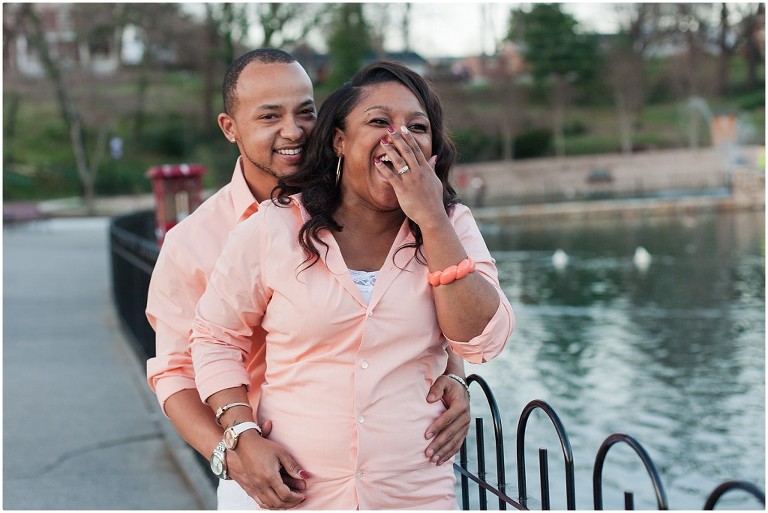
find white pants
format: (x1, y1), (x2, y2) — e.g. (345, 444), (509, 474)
(217, 479), (257, 510)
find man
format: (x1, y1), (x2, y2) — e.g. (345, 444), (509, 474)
(146, 49), (470, 509)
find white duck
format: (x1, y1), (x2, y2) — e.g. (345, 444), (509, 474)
(552, 249), (569, 271)
(633, 246), (652, 271)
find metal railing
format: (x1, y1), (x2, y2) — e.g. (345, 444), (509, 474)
(109, 212), (764, 510)
(109, 210), (159, 359)
(455, 373), (765, 510)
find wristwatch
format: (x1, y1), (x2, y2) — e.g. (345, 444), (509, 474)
(210, 440), (229, 480)
(223, 421), (262, 450)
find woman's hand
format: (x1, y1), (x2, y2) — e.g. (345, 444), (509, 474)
(424, 375), (471, 465)
(375, 125), (447, 228)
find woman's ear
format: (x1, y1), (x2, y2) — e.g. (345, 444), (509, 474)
(333, 128), (345, 157)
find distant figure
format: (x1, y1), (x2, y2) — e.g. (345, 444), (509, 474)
(470, 174), (487, 207)
(633, 246), (652, 272)
(109, 136), (123, 160)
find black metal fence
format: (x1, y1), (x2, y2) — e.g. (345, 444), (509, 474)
(110, 210), (159, 359)
(456, 374), (765, 510)
(110, 211), (764, 510)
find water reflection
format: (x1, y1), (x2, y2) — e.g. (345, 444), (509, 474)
(465, 210), (765, 509)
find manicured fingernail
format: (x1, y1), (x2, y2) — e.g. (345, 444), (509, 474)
(299, 470), (310, 479)
(380, 137), (389, 145)
(386, 126), (397, 134)
(374, 157), (381, 165)
(400, 125), (409, 134)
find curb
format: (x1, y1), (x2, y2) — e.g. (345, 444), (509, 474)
(110, 301), (218, 509)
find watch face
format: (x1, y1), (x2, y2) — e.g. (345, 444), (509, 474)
(210, 453), (224, 475)
(224, 429), (236, 450)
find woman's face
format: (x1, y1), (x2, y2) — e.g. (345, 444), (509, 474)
(333, 81), (433, 212)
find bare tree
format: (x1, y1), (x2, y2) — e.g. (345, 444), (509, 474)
(608, 50), (646, 154)
(95, 4), (195, 138)
(201, 3), (250, 132)
(740, 2), (765, 90)
(607, 4), (653, 154)
(18, 4), (106, 214)
(487, 77), (527, 161)
(255, 3), (330, 48)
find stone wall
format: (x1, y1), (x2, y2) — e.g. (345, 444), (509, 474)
(454, 146), (764, 207)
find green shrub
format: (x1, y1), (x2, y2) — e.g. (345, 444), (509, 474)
(514, 128), (553, 159)
(451, 127), (501, 163)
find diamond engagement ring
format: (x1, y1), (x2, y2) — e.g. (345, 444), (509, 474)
(398, 165), (410, 175)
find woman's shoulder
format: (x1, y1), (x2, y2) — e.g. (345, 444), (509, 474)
(448, 201), (473, 222)
(244, 193), (306, 231)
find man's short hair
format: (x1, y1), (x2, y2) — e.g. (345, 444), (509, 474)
(222, 48), (296, 115)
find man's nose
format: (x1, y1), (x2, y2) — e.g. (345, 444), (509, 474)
(281, 116), (304, 140)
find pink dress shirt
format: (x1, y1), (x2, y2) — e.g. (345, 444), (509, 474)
(146, 158), (266, 413)
(191, 195), (514, 510)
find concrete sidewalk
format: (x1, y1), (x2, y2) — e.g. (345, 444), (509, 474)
(3, 217), (216, 509)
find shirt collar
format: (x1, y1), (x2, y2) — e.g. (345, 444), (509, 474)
(230, 157), (260, 222)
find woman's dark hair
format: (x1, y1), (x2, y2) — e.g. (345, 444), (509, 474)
(276, 60), (459, 269)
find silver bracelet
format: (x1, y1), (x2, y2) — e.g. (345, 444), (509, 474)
(214, 402), (252, 426)
(446, 374), (470, 398)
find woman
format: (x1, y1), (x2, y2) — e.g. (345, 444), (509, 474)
(191, 61), (514, 509)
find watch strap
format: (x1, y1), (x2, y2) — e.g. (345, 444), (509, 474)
(224, 421), (262, 450)
(230, 421), (262, 437)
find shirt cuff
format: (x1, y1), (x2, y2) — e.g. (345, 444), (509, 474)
(445, 296), (514, 364)
(195, 363), (251, 404)
(153, 376), (198, 416)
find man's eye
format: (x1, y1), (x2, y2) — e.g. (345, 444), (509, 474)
(261, 114), (278, 120)
(301, 109), (317, 117)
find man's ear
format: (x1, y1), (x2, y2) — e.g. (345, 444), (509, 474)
(218, 113), (237, 143)
(333, 128), (345, 156)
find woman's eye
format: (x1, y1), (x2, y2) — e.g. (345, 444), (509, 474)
(370, 118), (389, 126)
(409, 123), (429, 133)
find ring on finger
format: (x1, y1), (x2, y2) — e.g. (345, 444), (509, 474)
(398, 165), (410, 175)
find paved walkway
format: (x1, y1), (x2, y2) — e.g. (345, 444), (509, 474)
(3, 217), (216, 509)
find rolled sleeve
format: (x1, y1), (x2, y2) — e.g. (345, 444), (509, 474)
(191, 213), (270, 403)
(445, 291), (514, 363)
(146, 234), (205, 414)
(443, 204), (515, 363)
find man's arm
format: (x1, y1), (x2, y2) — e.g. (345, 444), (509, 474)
(146, 242), (259, 487)
(424, 348), (471, 465)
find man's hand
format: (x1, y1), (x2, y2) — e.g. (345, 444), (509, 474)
(424, 374), (471, 465)
(231, 427), (310, 509)
(226, 421), (307, 499)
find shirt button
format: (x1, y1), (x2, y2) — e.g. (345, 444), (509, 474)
(356, 471), (364, 478)
(366, 310), (373, 317)
(361, 360), (369, 369)
(358, 415), (365, 424)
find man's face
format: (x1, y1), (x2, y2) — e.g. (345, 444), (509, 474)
(224, 61), (316, 180)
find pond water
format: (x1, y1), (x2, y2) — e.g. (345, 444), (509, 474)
(462, 210), (765, 510)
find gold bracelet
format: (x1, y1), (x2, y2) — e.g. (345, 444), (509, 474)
(446, 374), (470, 398)
(214, 402), (252, 426)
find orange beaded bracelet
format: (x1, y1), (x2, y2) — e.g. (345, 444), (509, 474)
(428, 257), (475, 287)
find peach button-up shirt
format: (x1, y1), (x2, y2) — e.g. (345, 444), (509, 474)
(191, 195), (514, 510)
(146, 158), (266, 413)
